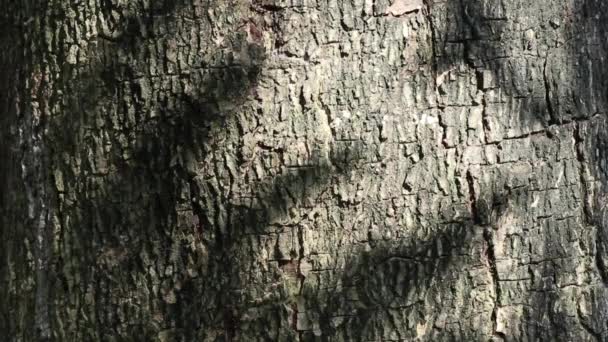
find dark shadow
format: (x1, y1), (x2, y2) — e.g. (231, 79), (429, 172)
(40, 1), (371, 341)
(0, 9), (35, 339)
(44, 2), (275, 340)
(288, 0), (608, 340)
(425, 0), (608, 340)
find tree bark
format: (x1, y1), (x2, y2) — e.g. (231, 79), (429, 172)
(2, 0), (608, 341)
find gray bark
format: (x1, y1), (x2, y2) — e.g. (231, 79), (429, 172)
(2, 0), (608, 341)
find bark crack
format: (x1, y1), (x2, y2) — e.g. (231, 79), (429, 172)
(423, 0), (438, 89)
(466, 169), (479, 224)
(573, 122), (592, 224)
(543, 52), (557, 125)
(577, 305), (602, 342)
(573, 121), (608, 285)
(484, 227), (504, 341)
(460, 1), (481, 69)
(595, 232), (608, 285)
(481, 91), (490, 144)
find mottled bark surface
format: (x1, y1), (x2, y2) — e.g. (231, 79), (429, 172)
(2, 0), (608, 341)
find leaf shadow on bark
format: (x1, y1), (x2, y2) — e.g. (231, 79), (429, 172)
(43, 1), (367, 340)
(18, 0), (608, 341)
(294, 0), (608, 340)
(44, 1), (284, 340)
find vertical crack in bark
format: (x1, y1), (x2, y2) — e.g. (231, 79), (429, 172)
(466, 169), (479, 224)
(460, 0), (480, 70)
(293, 223), (306, 338)
(595, 240), (608, 285)
(296, 224), (305, 293)
(423, 0), (437, 89)
(543, 52), (557, 125)
(577, 304), (602, 342)
(574, 122), (592, 224)
(483, 227), (504, 340)
(437, 113), (450, 149)
(574, 122), (608, 285)
(188, 178), (206, 238)
(469, 168), (504, 339)
(480, 91), (490, 144)
(594, 221), (608, 285)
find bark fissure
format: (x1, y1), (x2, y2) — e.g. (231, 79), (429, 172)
(578, 305), (602, 342)
(466, 169), (480, 224)
(543, 52), (557, 125)
(483, 227), (504, 340)
(424, 0), (438, 88)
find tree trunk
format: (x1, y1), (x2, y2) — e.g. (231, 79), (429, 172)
(2, 0), (608, 340)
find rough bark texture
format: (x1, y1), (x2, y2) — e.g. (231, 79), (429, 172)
(2, 0), (608, 341)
